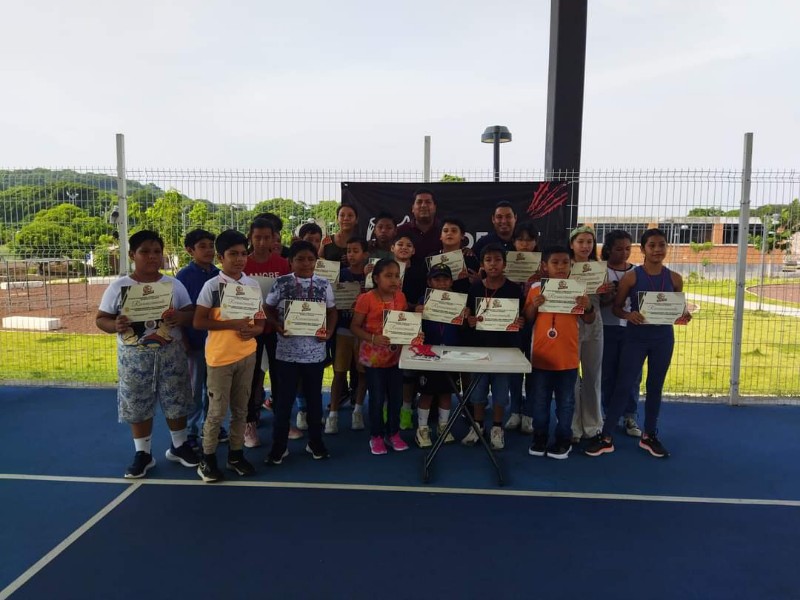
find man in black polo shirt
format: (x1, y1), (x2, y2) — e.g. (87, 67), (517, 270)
(395, 188), (441, 258)
(472, 200), (517, 257)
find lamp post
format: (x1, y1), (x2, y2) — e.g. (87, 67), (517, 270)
(481, 126), (512, 182)
(758, 213), (780, 311)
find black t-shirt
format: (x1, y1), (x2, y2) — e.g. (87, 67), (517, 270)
(466, 278), (524, 348)
(401, 258), (428, 309)
(451, 253), (481, 295)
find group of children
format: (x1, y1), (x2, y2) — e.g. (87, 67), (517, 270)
(97, 194), (689, 481)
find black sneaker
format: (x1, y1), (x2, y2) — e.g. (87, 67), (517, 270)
(528, 435), (548, 457)
(226, 450), (256, 476)
(305, 443), (330, 460)
(264, 448), (289, 466)
(639, 435), (669, 458)
(584, 436), (615, 457)
(186, 435), (201, 454)
(124, 451), (155, 479)
(218, 427), (229, 443)
(546, 440), (571, 460)
(165, 443), (201, 467)
(197, 454), (224, 483)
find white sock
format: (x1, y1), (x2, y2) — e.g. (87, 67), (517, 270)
(329, 410), (338, 418)
(170, 428), (188, 448)
(417, 408), (430, 427)
(402, 400), (412, 410)
(134, 436), (152, 454)
(353, 404), (363, 414)
(438, 409), (451, 425)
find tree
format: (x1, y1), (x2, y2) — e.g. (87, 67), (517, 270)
(440, 174), (466, 182)
(12, 203), (110, 259)
(687, 207), (725, 217)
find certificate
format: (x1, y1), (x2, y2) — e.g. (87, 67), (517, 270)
(333, 282), (362, 310)
(365, 258), (405, 289)
(426, 250), (465, 277)
(382, 310), (422, 345)
(505, 251), (542, 283)
(120, 281), (173, 322)
(283, 300), (327, 337)
(252, 276), (275, 298)
(569, 261), (607, 293)
(639, 292), (687, 325)
(219, 283), (264, 320)
(314, 259), (340, 284)
(422, 288), (468, 325)
(539, 278), (587, 314)
(475, 297), (520, 332)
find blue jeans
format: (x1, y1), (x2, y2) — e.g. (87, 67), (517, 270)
(471, 374), (511, 409)
(602, 326), (674, 438)
(601, 326), (640, 417)
(529, 368), (578, 442)
(186, 348), (209, 437)
(365, 366), (403, 438)
(271, 360), (324, 456)
(509, 375), (533, 416)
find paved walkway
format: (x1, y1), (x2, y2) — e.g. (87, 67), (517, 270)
(686, 293), (800, 318)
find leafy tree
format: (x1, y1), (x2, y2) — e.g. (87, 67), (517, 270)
(12, 203), (111, 258)
(440, 174), (466, 182)
(687, 207), (725, 217)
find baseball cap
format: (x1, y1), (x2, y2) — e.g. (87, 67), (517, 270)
(569, 225), (596, 242)
(428, 263), (453, 279)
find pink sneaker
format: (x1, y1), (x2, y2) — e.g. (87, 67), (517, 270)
(387, 432), (409, 452)
(369, 436), (388, 455)
(244, 422), (261, 448)
(288, 427), (304, 440)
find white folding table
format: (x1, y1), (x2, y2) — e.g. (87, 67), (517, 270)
(399, 345), (531, 485)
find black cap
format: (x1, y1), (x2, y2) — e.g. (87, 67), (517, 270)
(428, 263), (453, 278)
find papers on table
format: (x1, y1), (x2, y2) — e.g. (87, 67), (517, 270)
(333, 282), (362, 310)
(569, 261), (607, 293)
(283, 300), (327, 337)
(639, 291), (687, 325)
(120, 281), (173, 322)
(314, 258), (340, 284)
(504, 251), (542, 283)
(426, 250), (465, 277)
(382, 310), (422, 345)
(365, 258), (406, 289)
(441, 350), (489, 361)
(474, 297), (520, 332)
(219, 283), (264, 320)
(422, 288), (467, 325)
(252, 276), (276, 298)
(539, 278), (587, 314)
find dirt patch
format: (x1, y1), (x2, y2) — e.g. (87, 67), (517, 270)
(0, 282), (107, 334)
(746, 283), (800, 304)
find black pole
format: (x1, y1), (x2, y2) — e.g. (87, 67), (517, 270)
(493, 133), (500, 182)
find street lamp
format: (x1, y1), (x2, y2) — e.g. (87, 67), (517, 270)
(758, 213), (780, 311)
(481, 125), (512, 182)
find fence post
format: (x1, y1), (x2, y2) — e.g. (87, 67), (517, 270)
(116, 133), (129, 275)
(423, 135), (431, 183)
(729, 132), (753, 405)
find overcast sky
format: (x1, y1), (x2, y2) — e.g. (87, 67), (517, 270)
(1, 0), (798, 171)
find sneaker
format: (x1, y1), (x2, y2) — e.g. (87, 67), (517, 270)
(528, 435), (548, 457)
(305, 444), (330, 460)
(325, 414), (339, 434)
(296, 410), (308, 431)
(639, 435), (669, 458)
(262, 396), (273, 411)
(546, 440), (571, 460)
(504, 413), (521, 431)
(288, 427), (304, 440)
(387, 432), (410, 452)
(165, 443), (200, 468)
(351, 411), (365, 430)
(415, 426), (432, 448)
(584, 436), (615, 457)
(624, 417), (642, 438)
(265, 448), (289, 465)
(520, 416), (534, 434)
(461, 424), (483, 446)
(490, 426), (505, 450)
(217, 427), (229, 443)
(226, 450), (255, 476)
(186, 435), (200, 454)
(197, 454), (224, 483)
(244, 422), (261, 448)
(400, 407), (413, 430)
(125, 451), (155, 479)
(437, 423), (456, 444)
(370, 436), (388, 455)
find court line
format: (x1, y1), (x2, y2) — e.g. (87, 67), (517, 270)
(0, 482), (141, 600)
(1, 472), (799, 508)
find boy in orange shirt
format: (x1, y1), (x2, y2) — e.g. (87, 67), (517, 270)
(524, 246), (594, 459)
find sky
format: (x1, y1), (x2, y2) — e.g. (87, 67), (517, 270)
(1, 0), (799, 171)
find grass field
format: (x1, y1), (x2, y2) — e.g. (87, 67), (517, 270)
(685, 277), (800, 309)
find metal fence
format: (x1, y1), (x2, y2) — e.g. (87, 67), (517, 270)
(1, 164), (799, 401)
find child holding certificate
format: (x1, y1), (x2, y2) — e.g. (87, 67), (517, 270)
(96, 230), (197, 479)
(265, 241), (338, 464)
(435, 216), (480, 294)
(193, 230), (266, 482)
(585, 229), (690, 459)
(350, 258), (411, 455)
(464, 244), (525, 451)
(325, 237), (369, 434)
(524, 246), (594, 459)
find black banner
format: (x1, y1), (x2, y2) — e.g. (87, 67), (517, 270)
(341, 181), (574, 250)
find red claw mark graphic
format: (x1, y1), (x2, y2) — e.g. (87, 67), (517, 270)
(527, 183), (569, 220)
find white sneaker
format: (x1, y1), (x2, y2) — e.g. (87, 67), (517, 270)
(504, 413), (521, 431)
(296, 411), (308, 431)
(624, 417), (642, 438)
(520, 415), (534, 434)
(437, 423), (455, 444)
(324, 414), (338, 434)
(244, 422), (261, 448)
(461, 424), (483, 446)
(351, 411), (365, 430)
(415, 426), (432, 448)
(490, 426), (505, 450)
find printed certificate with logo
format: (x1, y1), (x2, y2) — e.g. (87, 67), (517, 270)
(314, 259), (341, 284)
(422, 288), (468, 325)
(539, 278), (587, 314)
(283, 300), (327, 337)
(365, 258), (406, 289)
(333, 282), (362, 310)
(426, 250), (465, 277)
(639, 291), (687, 325)
(219, 283), (264, 320)
(382, 310), (422, 345)
(475, 297), (520, 332)
(569, 261), (607, 293)
(120, 281), (173, 322)
(504, 251), (542, 283)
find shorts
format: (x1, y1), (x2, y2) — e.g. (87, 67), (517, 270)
(117, 342), (192, 424)
(333, 333), (364, 373)
(418, 371), (457, 396)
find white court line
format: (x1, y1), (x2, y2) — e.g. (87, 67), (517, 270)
(0, 483), (141, 600)
(1, 472), (799, 508)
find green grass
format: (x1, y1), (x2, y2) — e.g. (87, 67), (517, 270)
(684, 277), (800, 309)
